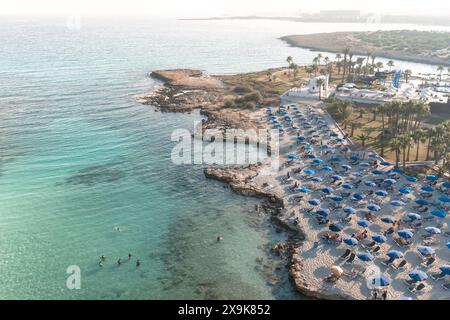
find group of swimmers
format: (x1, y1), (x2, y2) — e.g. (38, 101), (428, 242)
(98, 254), (141, 268)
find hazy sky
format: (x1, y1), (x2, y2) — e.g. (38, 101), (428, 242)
(2, 0), (450, 17)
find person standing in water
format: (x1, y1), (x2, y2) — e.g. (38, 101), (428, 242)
(117, 258), (122, 266)
(128, 253), (132, 260)
(136, 259), (141, 267)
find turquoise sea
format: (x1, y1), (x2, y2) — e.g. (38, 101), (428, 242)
(0, 16), (448, 299)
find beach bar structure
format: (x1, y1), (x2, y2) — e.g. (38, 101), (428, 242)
(283, 75), (331, 101)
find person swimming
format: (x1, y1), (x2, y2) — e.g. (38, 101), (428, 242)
(128, 252), (132, 259)
(117, 258), (122, 266)
(100, 255), (106, 263)
(136, 259), (141, 267)
(216, 236), (223, 242)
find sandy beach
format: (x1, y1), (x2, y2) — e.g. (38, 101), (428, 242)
(140, 68), (450, 300)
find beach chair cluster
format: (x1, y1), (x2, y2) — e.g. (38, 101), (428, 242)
(266, 103), (450, 299)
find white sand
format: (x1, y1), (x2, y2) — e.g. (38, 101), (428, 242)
(249, 100), (450, 300)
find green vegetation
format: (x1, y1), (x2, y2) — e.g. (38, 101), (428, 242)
(356, 30), (450, 59)
(327, 99), (450, 173)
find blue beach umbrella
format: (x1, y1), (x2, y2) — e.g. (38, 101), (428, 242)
(390, 200), (405, 207)
(425, 227), (441, 235)
(350, 156), (359, 161)
(372, 170), (384, 175)
(372, 234), (387, 244)
(305, 146), (314, 151)
(387, 250), (404, 259)
(344, 207), (357, 214)
(332, 175), (343, 181)
(398, 230), (414, 239)
(409, 270), (428, 282)
(381, 216), (398, 224)
(359, 162), (370, 167)
(367, 204), (381, 212)
(330, 133), (339, 137)
(299, 187), (311, 194)
(321, 187), (333, 194)
(357, 220), (371, 228)
(344, 237), (359, 246)
(304, 169), (315, 175)
(426, 175), (439, 182)
(447, 241), (450, 249)
(288, 154), (298, 160)
(316, 209), (331, 217)
(331, 157), (342, 162)
(329, 223), (344, 233)
(308, 199), (321, 206)
(297, 137), (306, 141)
(352, 193), (365, 201)
(342, 184), (354, 190)
(364, 181), (377, 187)
(399, 187), (411, 194)
(331, 196), (344, 202)
(380, 161), (393, 166)
(442, 182), (450, 188)
(415, 199), (429, 206)
(275, 124), (284, 128)
(438, 196), (450, 203)
(307, 154), (317, 159)
(313, 159), (324, 164)
(407, 176), (418, 182)
(322, 166), (333, 172)
(421, 186), (434, 192)
(384, 179), (397, 185)
(375, 190), (388, 197)
(431, 210), (447, 218)
(336, 138), (345, 143)
(417, 246), (435, 256)
(341, 165), (352, 171)
(357, 252), (374, 262)
(407, 213), (422, 221)
(440, 265), (450, 275)
(312, 177), (324, 182)
(351, 172), (363, 177)
(369, 274), (391, 287)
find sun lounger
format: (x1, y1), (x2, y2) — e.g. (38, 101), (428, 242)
(371, 246), (381, 255)
(432, 272), (446, 280)
(443, 283), (450, 290)
(392, 259), (408, 271)
(409, 283), (426, 294)
(362, 241), (376, 249)
(345, 253), (356, 264)
(324, 274), (340, 284)
(339, 249), (351, 260)
(382, 257), (395, 266)
(421, 257), (436, 268)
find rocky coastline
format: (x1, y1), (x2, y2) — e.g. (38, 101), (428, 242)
(137, 68), (352, 300)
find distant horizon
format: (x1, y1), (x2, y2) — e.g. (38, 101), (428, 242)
(1, 0), (450, 18)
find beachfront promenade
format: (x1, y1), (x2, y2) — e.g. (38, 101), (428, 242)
(257, 100), (450, 300)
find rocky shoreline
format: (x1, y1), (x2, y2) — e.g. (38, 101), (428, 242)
(137, 68), (352, 300)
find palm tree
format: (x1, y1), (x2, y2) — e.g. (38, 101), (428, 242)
(286, 56), (293, 77)
(412, 129), (426, 161)
(317, 53), (323, 65)
(387, 60), (395, 72)
(376, 62), (384, 73)
(324, 56), (330, 66)
(399, 134), (413, 169)
(335, 53), (342, 62)
(342, 47), (351, 82)
(292, 63), (299, 79)
(425, 127), (436, 161)
(312, 57), (319, 66)
(311, 64), (319, 76)
(266, 71), (272, 81)
(371, 55), (376, 67)
(366, 52), (372, 69)
(390, 137), (402, 168)
(356, 133), (371, 148)
(437, 65), (445, 81)
(317, 78), (325, 101)
(404, 69), (412, 83)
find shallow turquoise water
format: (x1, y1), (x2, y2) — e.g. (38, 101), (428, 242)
(0, 16), (446, 299)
